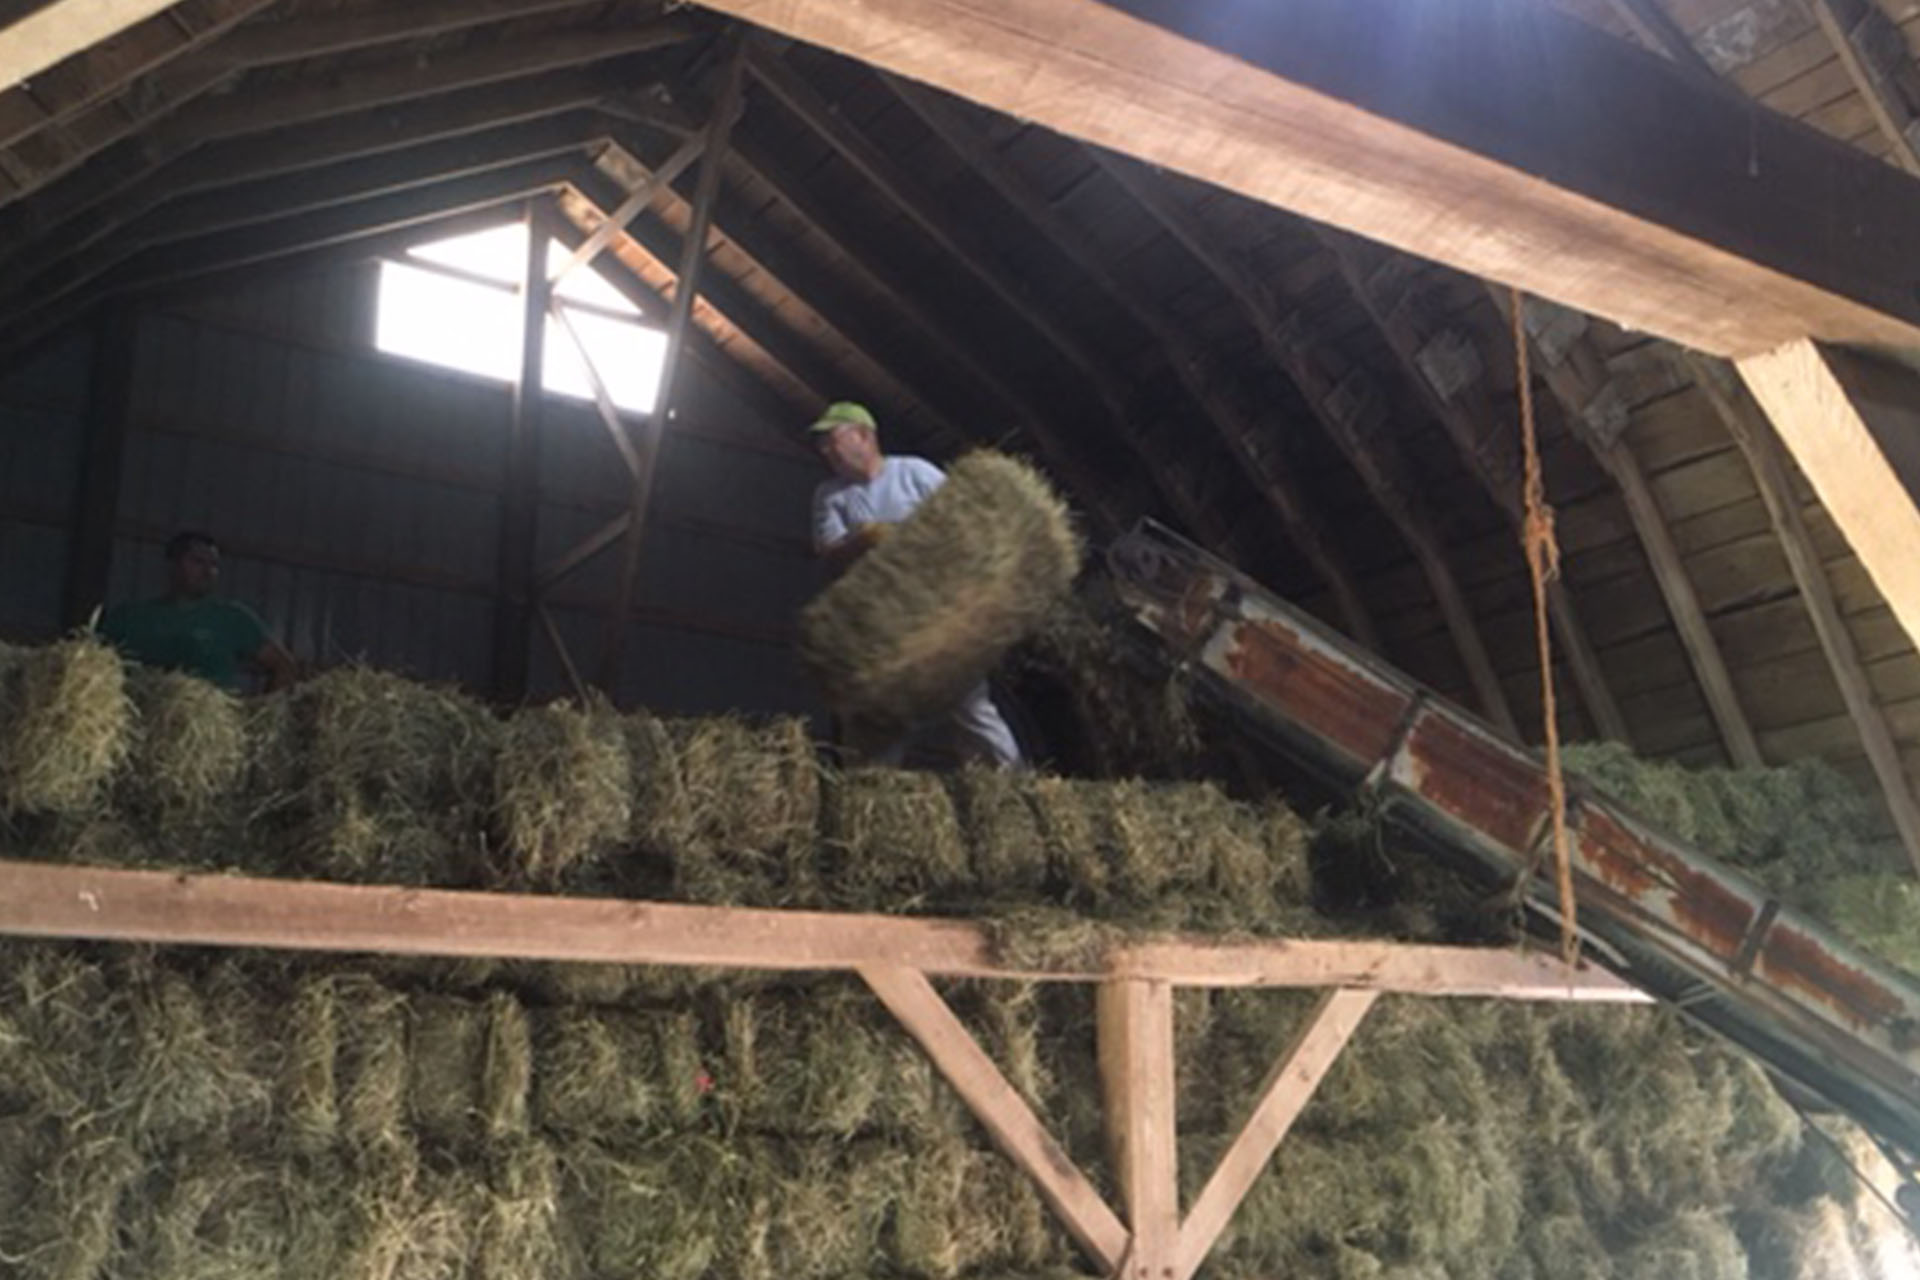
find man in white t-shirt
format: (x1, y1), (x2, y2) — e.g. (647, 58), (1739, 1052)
(809, 401), (1024, 768)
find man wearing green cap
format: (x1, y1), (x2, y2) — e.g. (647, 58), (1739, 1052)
(809, 402), (1023, 767)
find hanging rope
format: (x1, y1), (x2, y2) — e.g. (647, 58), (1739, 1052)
(1512, 286), (1580, 966)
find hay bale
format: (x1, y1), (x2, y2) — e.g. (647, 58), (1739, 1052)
(562, 1140), (728, 1280)
(473, 1140), (567, 1280)
(407, 994), (487, 1143)
(119, 667), (246, 831)
(480, 990), (532, 1140)
(0, 640), (132, 817)
(951, 766), (1048, 891)
(282, 974), (339, 1151)
(821, 767), (970, 906)
(671, 717), (820, 904)
(337, 977), (409, 1147)
(624, 711), (694, 861)
(125, 962), (273, 1145)
(139, 1155), (285, 1280)
(1814, 873), (1920, 973)
(1616, 1210), (1750, 1280)
(533, 1009), (658, 1133)
(251, 668), (498, 885)
(800, 451), (1081, 730)
(717, 988), (887, 1138)
(12, 1133), (138, 1280)
(493, 702), (632, 886)
(1020, 599), (1198, 777)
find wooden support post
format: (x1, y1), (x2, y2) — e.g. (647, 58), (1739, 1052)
(861, 966), (1129, 1271)
(61, 304), (137, 629)
(1690, 354), (1920, 875)
(1481, 286), (1763, 767)
(1099, 979), (1178, 1280)
(596, 34), (747, 692)
(548, 301), (642, 479)
(491, 198), (552, 704)
(1737, 340), (1920, 710)
(1172, 988), (1378, 1280)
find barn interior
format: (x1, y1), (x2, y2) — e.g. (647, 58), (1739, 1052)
(3, 1), (1920, 1278)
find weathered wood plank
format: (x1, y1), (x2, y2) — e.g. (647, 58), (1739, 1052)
(1098, 979), (1177, 1280)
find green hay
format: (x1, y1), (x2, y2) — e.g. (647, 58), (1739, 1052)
(670, 717), (820, 904)
(336, 978), (409, 1147)
(951, 765), (1049, 891)
(480, 990), (532, 1140)
(623, 711), (694, 861)
(562, 1139), (731, 1280)
(1813, 873), (1920, 973)
(251, 668), (498, 885)
(123, 962), (273, 1146)
(137, 1154), (285, 1280)
(1616, 1210), (1750, 1280)
(716, 987), (888, 1138)
(800, 451), (1082, 731)
(492, 702), (632, 886)
(406, 994), (486, 1143)
(533, 1009), (659, 1134)
(119, 668), (245, 830)
(822, 767), (970, 905)
(1021, 598), (1199, 777)
(282, 975), (339, 1151)
(11, 1132), (138, 1280)
(472, 1140), (567, 1280)
(0, 639), (131, 817)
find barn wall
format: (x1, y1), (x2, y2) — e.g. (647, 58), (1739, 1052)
(3, 253), (827, 719)
(0, 326), (91, 641)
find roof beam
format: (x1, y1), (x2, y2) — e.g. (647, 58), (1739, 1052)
(1738, 341), (1920, 681)
(0, 18), (694, 210)
(1600, 0), (1722, 84)
(0, 112), (608, 331)
(195, 0), (601, 70)
(1801, 0), (1920, 176)
(0, 0), (177, 91)
(0, 64), (643, 275)
(0, 155), (579, 358)
(885, 77), (1383, 652)
(693, 0), (1920, 358)
(0, 0), (272, 152)
(1690, 353), (1920, 875)
(1482, 286), (1763, 767)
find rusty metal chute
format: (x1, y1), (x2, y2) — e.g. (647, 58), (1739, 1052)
(1105, 521), (1920, 1162)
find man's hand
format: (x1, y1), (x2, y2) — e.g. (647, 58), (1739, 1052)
(820, 522), (892, 568)
(854, 522), (891, 551)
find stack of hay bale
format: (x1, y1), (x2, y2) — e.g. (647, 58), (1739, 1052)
(1, 638), (1915, 1278)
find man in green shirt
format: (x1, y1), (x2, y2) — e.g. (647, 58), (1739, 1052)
(99, 531), (297, 692)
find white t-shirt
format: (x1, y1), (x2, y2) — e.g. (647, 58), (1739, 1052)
(812, 455), (946, 552)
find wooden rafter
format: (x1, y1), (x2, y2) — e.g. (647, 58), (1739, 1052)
(1269, 223), (1629, 742)
(0, 0), (273, 152)
(0, 0), (180, 91)
(1601, 0), (1723, 83)
(492, 197), (554, 704)
(745, 44), (1233, 548)
(1689, 354), (1920, 876)
(0, 19), (694, 211)
(881, 76), (1382, 652)
(0, 112), (610, 331)
(1481, 287), (1764, 767)
(0, 64), (641, 266)
(1802, 0), (1920, 175)
(196, 0), (600, 71)
(1737, 342), (1920, 703)
(690, 0), (1920, 358)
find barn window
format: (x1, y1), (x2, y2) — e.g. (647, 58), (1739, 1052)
(375, 223), (668, 414)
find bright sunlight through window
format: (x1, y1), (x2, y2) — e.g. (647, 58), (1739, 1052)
(375, 222), (668, 414)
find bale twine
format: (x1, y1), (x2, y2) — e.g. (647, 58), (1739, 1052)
(493, 702), (632, 887)
(119, 667), (245, 831)
(0, 640), (132, 817)
(800, 451), (1081, 732)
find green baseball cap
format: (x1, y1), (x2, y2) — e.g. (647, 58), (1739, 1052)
(808, 401), (877, 434)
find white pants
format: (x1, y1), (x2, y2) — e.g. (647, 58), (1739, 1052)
(853, 682), (1024, 769)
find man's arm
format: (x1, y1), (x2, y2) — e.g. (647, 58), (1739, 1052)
(252, 638), (298, 692)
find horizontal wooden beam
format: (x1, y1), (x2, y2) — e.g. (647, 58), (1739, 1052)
(697, 0), (1920, 357)
(0, 0), (175, 90)
(0, 858), (1650, 997)
(199, 0), (602, 70)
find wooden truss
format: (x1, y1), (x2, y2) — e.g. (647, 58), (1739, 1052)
(0, 857), (1643, 1279)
